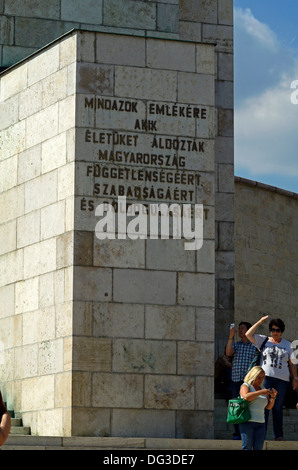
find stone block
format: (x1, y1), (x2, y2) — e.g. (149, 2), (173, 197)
(38, 338), (64, 375)
(103, 0), (156, 30)
(115, 66), (177, 101)
(59, 35), (77, 68)
(178, 72), (214, 106)
(18, 146), (41, 185)
(0, 121), (26, 161)
(196, 239), (215, 273)
(111, 409), (175, 438)
(22, 306), (56, 345)
(71, 408), (110, 437)
(144, 375), (195, 409)
(42, 68), (69, 109)
(157, 3), (179, 33)
(21, 375), (55, 411)
(0, 15), (14, 45)
(15, 277), (39, 314)
(0, 65), (28, 101)
(0, 249), (23, 286)
(72, 371), (92, 407)
(56, 231), (74, 269)
(40, 273), (67, 312)
(178, 341), (214, 375)
(0, 219), (16, 255)
(146, 239), (195, 272)
(2, 45), (35, 68)
(41, 201), (66, 240)
(218, 0), (233, 25)
(113, 339), (176, 374)
(61, 0), (102, 25)
(23, 238), (57, 278)
(216, 80), (233, 109)
(0, 155), (17, 193)
(42, 133), (67, 174)
(92, 373), (143, 408)
(14, 344), (38, 379)
(24, 172), (57, 213)
(72, 301), (91, 338)
(26, 103), (59, 149)
(0, 95), (18, 131)
(202, 24), (233, 52)
(218, 52), (233, 81)
(96, 34), (145, 67)
(196, 44), (216, 75)
(113, 269), (176, 305)
(145, 305), (195, 340)
(180, 0), (217, 23)
(77, 63), (114, 95)
(195, 308), (214, 342)
(0, 284), (15, 318)
(94, 238), (145, 269)
(73, 266), (112, 301)
(72, 337), (111, 372)
(19, 81), (43, 121)
(178, 272), (214, 307)
(5, 0), (60, 19)
(179, 21), (201, 42)
(15, 17), (74, 49)
(55, 372), (72, 408)
(147, 40), (195, 71)
(92, 303), (145, 338)
(176, 410), (214, 438)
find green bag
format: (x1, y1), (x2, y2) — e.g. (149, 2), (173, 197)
(227, 397), (251, 424)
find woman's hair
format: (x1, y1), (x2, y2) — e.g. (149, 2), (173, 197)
(243, 366), (265, 386)
(269, 318), (285, 332)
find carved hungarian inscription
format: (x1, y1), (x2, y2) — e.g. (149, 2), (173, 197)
(78, 95), (212, 212)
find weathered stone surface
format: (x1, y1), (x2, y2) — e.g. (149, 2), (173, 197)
(0, 0), (234, 435)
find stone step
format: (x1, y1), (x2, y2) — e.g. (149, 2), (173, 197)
(2, 436), (298, 451)
(6, 409), (31, 437)
(10, 426), (31, 436)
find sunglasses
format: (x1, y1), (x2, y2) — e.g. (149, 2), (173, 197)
(270, 327), (281, 333)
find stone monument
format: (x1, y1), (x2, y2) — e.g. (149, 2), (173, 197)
(0, 1), (234, 438)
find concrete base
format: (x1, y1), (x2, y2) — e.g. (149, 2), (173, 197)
(2, 436), (298, 451)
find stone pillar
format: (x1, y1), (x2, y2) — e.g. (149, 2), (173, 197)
(0, 1), (234, 438)
(0, 29), (216, 437)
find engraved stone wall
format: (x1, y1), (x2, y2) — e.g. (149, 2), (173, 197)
(0, 0), (234, 437)
(0, 30), (217, 437)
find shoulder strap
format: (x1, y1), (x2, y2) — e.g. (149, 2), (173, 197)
(259, 336), (268, 351)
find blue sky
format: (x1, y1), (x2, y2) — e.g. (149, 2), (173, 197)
(234, 0), (298, 192)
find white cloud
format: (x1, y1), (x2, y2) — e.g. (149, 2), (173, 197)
(234, 7), (278, 51)
(234, 7), (298, 181)
(235, 81), (298, 176)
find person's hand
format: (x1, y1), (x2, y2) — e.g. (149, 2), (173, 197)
(292, 380), (298, 391)
(229, 326), (235, 338)
(269, 388), (278, 399)
(259, 315), (269, 324)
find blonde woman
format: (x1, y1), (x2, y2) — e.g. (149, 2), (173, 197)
(239, 366), (277, 450)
